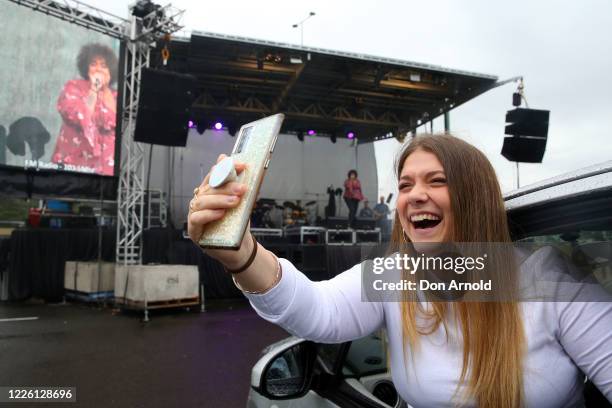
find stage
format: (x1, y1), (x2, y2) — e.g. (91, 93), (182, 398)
(3, 227), (381, 302)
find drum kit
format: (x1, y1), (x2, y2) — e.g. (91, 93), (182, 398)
(251, 198), (283, 228)
(251, 198), (323, 228)
(282, 200), (309, 226)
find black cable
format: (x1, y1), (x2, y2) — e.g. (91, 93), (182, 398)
(166, 147), (174, 229)
(146, 144), (153, 193)
(97, 173), (104, 307)
(145, 144), (153, 229)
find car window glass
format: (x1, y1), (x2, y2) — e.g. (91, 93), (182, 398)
(517, 230), (612, 294)
(342, 330), (387, 377)
(317, 343), (343, 374)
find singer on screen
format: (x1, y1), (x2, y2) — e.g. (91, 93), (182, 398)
(51, 43), (118, 175)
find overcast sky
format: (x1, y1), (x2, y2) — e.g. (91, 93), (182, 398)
(88, 0), (611, 194)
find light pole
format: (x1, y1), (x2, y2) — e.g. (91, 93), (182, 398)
(292, 11), (316, 47)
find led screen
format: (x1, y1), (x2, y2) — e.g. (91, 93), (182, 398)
(0, 1), (121, 176)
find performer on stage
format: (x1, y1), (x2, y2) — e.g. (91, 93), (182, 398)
(358, 199), (374, 219)
(373, 195), (390, 233)
(51, 43), (118, 175)
(343, 169), (363, 227)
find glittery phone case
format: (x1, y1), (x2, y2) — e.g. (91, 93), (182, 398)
(198, 113), (284, 249)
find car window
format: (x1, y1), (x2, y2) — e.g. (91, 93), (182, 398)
(516, 231), (612, 245)
(517, 230), (612, 294)
(316, 343), (343, 374)
(341, 330), (387, 378)
(508, 187), (612, 295)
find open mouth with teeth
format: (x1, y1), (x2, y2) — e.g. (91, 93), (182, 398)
(410, 213), (442, 229)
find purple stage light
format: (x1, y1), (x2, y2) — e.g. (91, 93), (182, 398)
(214, 122), (223, 130)
(347, 131), (355, 139)
(307, 129), (316, 136)
(188, 120), (194, 128)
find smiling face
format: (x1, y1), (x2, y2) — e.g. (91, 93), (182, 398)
(396, 148), (452, 243)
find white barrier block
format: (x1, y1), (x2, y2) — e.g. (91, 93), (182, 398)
(114, 264), (198, 303)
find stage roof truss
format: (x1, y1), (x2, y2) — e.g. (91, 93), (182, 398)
(8, 0), (127, 38)
(154, 30), (498, 142)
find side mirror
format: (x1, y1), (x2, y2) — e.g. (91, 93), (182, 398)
(259, 341), (316, 400)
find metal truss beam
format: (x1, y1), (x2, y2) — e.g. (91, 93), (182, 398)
(193, 92), (410, 128)
(272, 63), (306, 112)
(8, 0), (127, 38)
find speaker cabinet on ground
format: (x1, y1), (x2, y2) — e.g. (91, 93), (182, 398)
(134, 69), (197, 147)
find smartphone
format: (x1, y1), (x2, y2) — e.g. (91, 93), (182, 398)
(198, 113), (284, 249)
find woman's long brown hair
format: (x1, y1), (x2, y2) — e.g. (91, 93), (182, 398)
(391, 134), (525, 407)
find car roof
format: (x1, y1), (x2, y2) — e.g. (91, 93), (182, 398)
(504, 160), (612, 211)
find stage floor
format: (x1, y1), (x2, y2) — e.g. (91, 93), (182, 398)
(0, 299), (288, 407)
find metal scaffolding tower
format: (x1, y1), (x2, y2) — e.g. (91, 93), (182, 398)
(116, 17), (150, 265)
(9, 0), (184, 265)
(115, 4), (184, 265)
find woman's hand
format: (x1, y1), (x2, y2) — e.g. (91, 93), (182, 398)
(187, 154), (252, 267)
(100, 88), (116, 113)
(189, 154), (281, 293)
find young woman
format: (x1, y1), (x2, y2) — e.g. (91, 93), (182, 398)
(344, 169), (364, 227)
(187, 134), (612, 407)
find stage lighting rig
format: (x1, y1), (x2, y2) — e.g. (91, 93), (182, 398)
(132, 0), (160, 18)
(129, 1), (184, 42)
(264, 52), (282, 63)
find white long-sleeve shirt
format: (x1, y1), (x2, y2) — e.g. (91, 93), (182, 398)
(245, 248), (612, 407)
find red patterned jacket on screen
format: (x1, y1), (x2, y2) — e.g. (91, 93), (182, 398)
(51, 79), (117, 176)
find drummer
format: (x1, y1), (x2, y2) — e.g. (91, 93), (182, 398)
(358, 199), (374, 219)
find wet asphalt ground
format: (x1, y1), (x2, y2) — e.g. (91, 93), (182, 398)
(0, 299), (288, 408)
